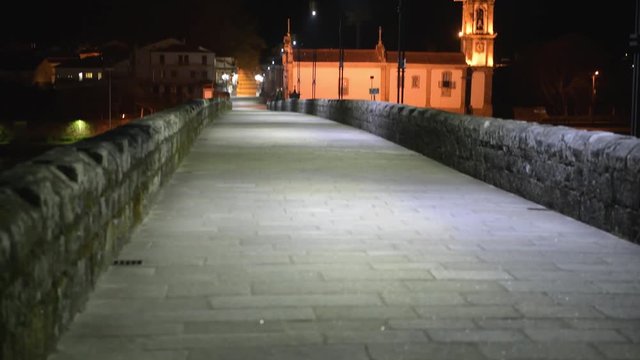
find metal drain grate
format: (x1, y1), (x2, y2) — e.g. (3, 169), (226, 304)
(113, 259), (143, 266)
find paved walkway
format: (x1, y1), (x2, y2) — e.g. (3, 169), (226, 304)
(49, 99), (640, 360)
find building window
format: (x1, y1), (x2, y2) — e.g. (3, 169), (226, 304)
(475, 8), (485, 32)
(159, 54), (165, 65)
(171, 85), (177, 94)
(202, 71), (208, 79)
(153, 85), (159, 94)
(97, 72), (102, 80)
(78, 72), (83, 81)
(411, 75), (420, 89)
(171, 70), (177, 78)
(190, 70), (196, 79)
(85, 72), (93, 79)
(202, 55), (207, 65)
(438, 71), (455, 97)
(341, 78), (349, 96)
(160, 70), (165, 79)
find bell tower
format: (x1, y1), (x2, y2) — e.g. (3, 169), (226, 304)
(455, 0), (496, 116)
(458, 0), (496, 67)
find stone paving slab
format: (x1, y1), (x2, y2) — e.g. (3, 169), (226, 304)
(48, 100), (640, 360)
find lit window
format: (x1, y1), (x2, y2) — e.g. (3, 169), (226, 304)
(85, 72), (93, 79)
(411, 75), (420, 89)
(78, 72), (83, 81)
(97, 72), (102, 80)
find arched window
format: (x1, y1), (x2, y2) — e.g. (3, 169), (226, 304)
(475, 8), (485, 32)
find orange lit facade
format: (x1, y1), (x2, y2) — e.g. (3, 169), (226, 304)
(282, 0), (496, 116)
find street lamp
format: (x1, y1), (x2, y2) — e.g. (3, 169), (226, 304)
(105, 67), (113, 129)
(370, 75), (374, 101)
(631, 0), (640, 136)
(338, 12), (345, 100)
(397, 0), (406, 104)
(293, 39), (300, 96)
(590, 70), (599, 116)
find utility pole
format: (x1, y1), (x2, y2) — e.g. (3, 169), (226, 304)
(108, 68), (112, 129)
(370, 75), (374, 101)
(631, 0), (640, 136)
(396, 0), (405, 104)
(338, 13), (344, 100)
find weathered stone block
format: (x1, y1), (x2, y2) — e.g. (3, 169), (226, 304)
(0, 99), (230, 360)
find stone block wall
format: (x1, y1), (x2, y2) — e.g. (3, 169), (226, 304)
(269, 99), (640, 244)
(0, 99), (230, 360)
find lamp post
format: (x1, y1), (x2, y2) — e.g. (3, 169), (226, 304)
(590, 70), (599, 116)
(631, 0), (640, 136)
(310, 8), (318, 99)
(338, 13), (344, 100)
(396, 0), (406, 104)
(370, 75), (374, 101)
(105, 67), (113, 129)
(294, 40), (301, 96)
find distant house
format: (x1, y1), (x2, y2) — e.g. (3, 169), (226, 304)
(133, 38), (216, 104)
(55, 56), (106, 83)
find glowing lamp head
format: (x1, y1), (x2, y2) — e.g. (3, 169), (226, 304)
(312, 10), (317, 16)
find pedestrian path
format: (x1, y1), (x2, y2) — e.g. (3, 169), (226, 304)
(48, 100), (640, 360)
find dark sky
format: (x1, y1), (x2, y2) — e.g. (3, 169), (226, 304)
(1, 0), (636, 62)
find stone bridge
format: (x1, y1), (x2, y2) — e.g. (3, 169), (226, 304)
(1, 97), (639, 360)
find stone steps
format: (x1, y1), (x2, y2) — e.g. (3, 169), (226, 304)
(237, 69), (258, 97)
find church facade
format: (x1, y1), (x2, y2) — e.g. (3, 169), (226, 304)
(281, 0), (496, 116)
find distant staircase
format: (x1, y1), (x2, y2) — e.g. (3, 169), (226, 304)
(236, 69), (258, 97)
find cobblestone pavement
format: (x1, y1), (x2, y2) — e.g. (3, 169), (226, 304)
(49, 100), (640, 360)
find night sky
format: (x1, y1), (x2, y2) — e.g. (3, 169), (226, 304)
(0, 0), (636, 62)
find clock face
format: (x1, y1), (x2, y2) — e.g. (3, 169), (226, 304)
(475, 41), (485, 53)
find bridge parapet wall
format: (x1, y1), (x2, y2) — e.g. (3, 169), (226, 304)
(269, 99), (640, 244)
(0, 99), (230, 360)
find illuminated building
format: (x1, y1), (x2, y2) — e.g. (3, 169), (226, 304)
(281, 0), (496, 116)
